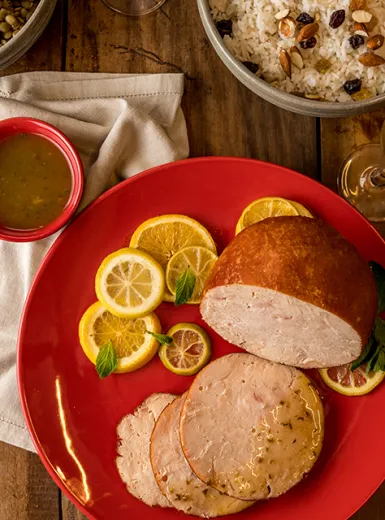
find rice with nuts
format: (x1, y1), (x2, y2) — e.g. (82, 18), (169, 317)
(210, 0), (385, 102)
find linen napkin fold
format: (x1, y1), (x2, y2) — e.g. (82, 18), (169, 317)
(0, 71), (189, 452)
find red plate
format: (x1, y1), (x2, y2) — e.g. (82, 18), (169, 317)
(18, 158), (385, 520)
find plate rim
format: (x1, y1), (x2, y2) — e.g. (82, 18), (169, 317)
(16, 156), (385, 520)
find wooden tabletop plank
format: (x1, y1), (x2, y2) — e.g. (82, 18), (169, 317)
(0, 442), (59, 520)
(352, 482), (385, 520)
(320, 110), (385, 191)
(62, 494), (86, 520)
(66, 0), (318, 175)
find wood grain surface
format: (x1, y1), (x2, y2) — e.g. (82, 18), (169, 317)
(0, 0), (384, 519)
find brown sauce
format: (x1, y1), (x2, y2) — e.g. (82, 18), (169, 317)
(0, 133), (72, 230)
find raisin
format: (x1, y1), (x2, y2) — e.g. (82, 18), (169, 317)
(216, 19), (232, 38)
(296, 12), (314, 25)
(242, 61), (259, 74)
(343, 79), (362, 95)
(299, 36), (317, 49)
(349, 34), (364, 49)
(329, 9), (345, 29)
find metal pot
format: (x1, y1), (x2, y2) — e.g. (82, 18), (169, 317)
(197, 0), (385, 118)
(0, 0), (56, 71)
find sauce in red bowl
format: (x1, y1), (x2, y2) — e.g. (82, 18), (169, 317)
(0, 117), (83, 242)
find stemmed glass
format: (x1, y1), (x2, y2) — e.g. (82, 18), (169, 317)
(338, 123), (385, 222)
(101, 0), (166, 16)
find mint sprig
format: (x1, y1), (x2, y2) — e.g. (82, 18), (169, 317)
(350, 261), (385, 373)
(351, 336), (373, 372)
(96, 340), (118, 379)
(369, 261), (385, 315)
(175, 267), (196, 306)
(351, 322), (385, 374)
(373, 350), (385, 373)
(146, 331), (173, 346)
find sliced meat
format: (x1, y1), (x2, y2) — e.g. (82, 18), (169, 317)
(201, 285), (362, 368)
(180, 353), (324, 502)
(116, 393), (176, 507)
(201, 217), (377, 368)
(151, 393), (254, 517)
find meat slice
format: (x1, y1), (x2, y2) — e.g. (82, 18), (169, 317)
(116, 393), (176, 507)
(201, 217), (377, 368)
(151, 393), (254, 517)
(180, 353), (324, 502)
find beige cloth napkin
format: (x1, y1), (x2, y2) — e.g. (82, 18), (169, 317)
(0, 71), (189, 452)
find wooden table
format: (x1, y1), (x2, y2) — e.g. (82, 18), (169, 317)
(1, 0), (385, 518)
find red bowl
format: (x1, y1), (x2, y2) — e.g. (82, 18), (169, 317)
(0, 117), (84, 242)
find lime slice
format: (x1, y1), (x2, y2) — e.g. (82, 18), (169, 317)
(95, 247), (165, 318)
(319, 364), (385, 396)
(159, 323), (211, 376)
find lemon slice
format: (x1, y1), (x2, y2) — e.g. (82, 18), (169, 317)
(95, 248), (165, 318)
(166, 246), (218, 305)
(129, 215), (217, 302)
(159, 323), (211, 376)
(235, 197), (302, 234)
(319, 364), (385, 396)
(79, 301), (161, 373)
(290, 200), (313, 217)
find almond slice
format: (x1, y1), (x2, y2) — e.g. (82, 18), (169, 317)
(297, 22), (319, 43)
(367, 34), (384, 51)
(279, 17), (296, 39)
(353, 22), (368, 37)
(275, 9), (290, 20)
(359, 52), (385, 67)
(290, 46), (304, 69)
(279, 49), (292, 78)
(352, 10), (372, 24)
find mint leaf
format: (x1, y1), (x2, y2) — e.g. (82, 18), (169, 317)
(373, 349), (385, 372)
(96, 340), (118, 379)
(146, 331), (173, 346)
(374, 317), (385, 344)
(351, 336), (374, 371)
(367, 342), (383, 374)
(175, 267), (196, 306)
(369, 261), (385, 314)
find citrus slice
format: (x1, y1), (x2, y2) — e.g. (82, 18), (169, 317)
(319, 364), (385, 396)
(165, 246), (218, 304)
(159, 323), (211, 376)
(235, 197), (301, 234)
(79, 301), (161, 373)
(290, 200), (313, 218)
(95, 248), (165, 318)
(129, 215), (217, 302)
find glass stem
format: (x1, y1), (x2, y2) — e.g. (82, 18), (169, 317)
(368, 167), (385, 189)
